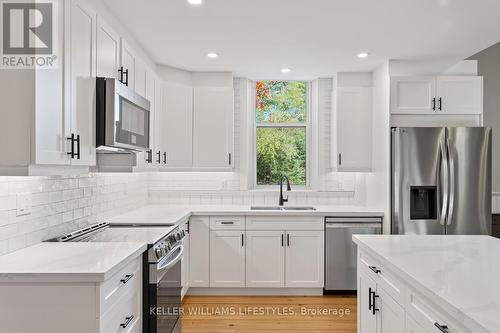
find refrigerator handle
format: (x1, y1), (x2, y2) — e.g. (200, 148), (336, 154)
(439, 139), (449, 226)
(392, 128), (401, 235)
(446, 138), (455, 226)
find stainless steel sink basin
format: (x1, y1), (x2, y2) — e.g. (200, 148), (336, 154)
(250, 206), (316, 211)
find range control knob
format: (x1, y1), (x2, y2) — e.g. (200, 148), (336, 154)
(180, 230), (186, 238)
(176, 233), (182, 241)
(164, 243), (171, 253)
(155, 247), (163, 258)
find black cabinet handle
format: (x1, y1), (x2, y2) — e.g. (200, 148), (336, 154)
(118, 66), (124, 83)
(124, 69), (129, 86)
(228, 153), (232, 165)
(75, 134), (80, 160)
(368, 287), (374, 311)
(241, 234), (244, 247)
(120, 273), (134, 284)
(281, 234), (284, 247)
(163, 152), (167, 164)
(146, 149), (153, 163)
(438, 97), (442, 111)
(156, 151), (161, 164)
(369, 266), (381, 274)
(338, 153), (342, 166)
(434, 323), (449, 333)
(287, 234), (290, 247)
(67, 134), (75, 158)
(120, 315), (134, 328)
(432, 97), (436, 111)
(220, 221), (234, 225)
(369, 288), (379, 315)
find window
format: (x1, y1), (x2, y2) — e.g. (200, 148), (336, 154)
(255, 81), (309, 186)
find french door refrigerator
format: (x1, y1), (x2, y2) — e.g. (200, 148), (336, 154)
(391, 127), (492, 235)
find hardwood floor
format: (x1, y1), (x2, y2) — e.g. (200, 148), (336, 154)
(181, 295), (357, 333)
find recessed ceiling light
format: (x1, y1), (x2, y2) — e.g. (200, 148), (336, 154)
(188, 0), (203, 5)
(207, 52), (218, 59)
(357, 52), (369, 59)
(281, 68), (291, 73)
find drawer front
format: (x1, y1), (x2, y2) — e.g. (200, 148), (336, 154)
(210, 216), (245, 230)
(246, 216), (323, 231)
(407, 291), (468, 333)
(100, 257), (142, 314)
(100, 291), (141, 333)
(358, 251), (404, 305)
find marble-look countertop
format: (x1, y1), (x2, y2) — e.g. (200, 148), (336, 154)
(0, 242), (147, 283)
(107, 204), (384, 226)
(353, 235), (500, 333)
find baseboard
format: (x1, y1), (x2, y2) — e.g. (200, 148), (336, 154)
(186, 287), (324, 296)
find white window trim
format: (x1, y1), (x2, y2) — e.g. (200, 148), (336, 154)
(250, 81), (314, 190)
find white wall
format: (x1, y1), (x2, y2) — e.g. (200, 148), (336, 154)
(366, 62), (391, 233)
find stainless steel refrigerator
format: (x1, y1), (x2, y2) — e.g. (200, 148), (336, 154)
(391, 127), (492, 235)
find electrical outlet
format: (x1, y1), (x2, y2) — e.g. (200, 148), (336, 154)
(16, 193), (32, 216)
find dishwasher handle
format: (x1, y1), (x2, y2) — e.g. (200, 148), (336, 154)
(325, 217), (382, 223)
(325, 223), (382, 229)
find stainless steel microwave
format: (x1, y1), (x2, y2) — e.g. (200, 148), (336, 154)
(96, 77), (150, 151)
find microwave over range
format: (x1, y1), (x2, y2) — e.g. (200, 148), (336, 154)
(96, 77), (151, 151)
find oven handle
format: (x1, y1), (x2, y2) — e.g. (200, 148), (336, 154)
(157, 245), (184, 271)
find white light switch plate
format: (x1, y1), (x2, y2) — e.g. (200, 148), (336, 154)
(16, 193), (32, 216)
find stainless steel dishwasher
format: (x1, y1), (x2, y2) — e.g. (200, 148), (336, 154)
(325, 217), (382, 291)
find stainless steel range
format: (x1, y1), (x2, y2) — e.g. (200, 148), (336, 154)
(49, 222), (187, 333)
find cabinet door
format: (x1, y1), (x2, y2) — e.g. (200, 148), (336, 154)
(162, 83), (193, 168)
(377, 287), (405, 333)
(96, 18), (120, 79)
(135, 72), (156, 169)
(68, 0), (96, 166)
(193, 87), (234, 169)
(406, 314), (429, 333)
(358, 270), (377, 333)
(336, 87), (372, 172)
(135, 60), (147, 98)
(245, 231), (285, 288)
(209, 230), (245, 287)
(285, 231), (324, 288)
(390, 77), (436, 114)
(189, 217), (210, 287)
(436, 76), (483, 114)
(121, 39), (136, 90)
(181, 232), (190, 298)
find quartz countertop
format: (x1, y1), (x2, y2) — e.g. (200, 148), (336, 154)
(107, 204), (384, 226)
(0, 242), (147, 283)
(353, 235), (500, 333)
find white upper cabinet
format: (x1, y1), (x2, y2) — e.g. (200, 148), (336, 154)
(162, 83), (193, 168)
(193, 87), (234, 170)
(67, 0), (97, 166)
(135, 59), (148, 98)
(96, 18), (120, 79)
(390, 76), (436, 114)
(245, 231), (285, 288)
(335, 86), (372, 172)
(391, 76), (483, 115)
(120, 39), (136, 90)
(209, 230), (246, 288)
(436, 76), (483, 114)
(285, 231), (324, 288)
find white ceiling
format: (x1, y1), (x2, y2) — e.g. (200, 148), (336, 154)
(104, 0), (500, 79)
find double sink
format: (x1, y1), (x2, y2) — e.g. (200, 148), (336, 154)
(250, 206), (316, 211)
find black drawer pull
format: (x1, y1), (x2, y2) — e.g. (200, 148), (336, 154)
(120, 273), (134, 284)
(434, 323), (449, 333)
(220, 221), (234, 225)
(369, 266), (381, 274)
(120, 315), (134, 328)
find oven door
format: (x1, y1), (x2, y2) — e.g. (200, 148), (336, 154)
(149, 245), (184, 333)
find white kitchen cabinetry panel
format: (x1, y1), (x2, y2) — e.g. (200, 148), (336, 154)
(209, 230), (245, 287)
(193, 87), (234, 170)
(378, 287), (405, 333)
(436, 76), (482, 114)
(246, 216), (323, 231)
(245, 231), (285, 288)
(390, 77), (436, 114)
(210, 216), (245, 230)
(336, 86), (372, 171)
(285, 231), (324, 288)
(181, 231), (190, 298)
(120, 40), (136, 91)
(359, 269), (377, 333)
(135, 59), (148, 98)
(67, 0), (97, 166)
(162, 83), (193, 168)
(189, 217), (210, 287)
(96, 18), (120, 79)
(406, 314), (429, 333)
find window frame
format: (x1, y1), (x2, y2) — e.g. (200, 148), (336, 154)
(252, 80), (312, 189)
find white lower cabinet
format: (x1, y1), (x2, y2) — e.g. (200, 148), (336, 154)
(358, 250), (471, 333)
(209, 230), (246, 287)
(181, 227), (190, 298)
(189, 216), (210, 287)
(285, 231), (324, 288)
(245, 231), (285, 288)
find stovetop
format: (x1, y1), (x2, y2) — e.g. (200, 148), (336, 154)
(76, 226), (176, 244)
